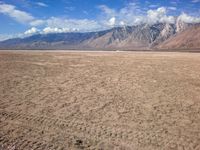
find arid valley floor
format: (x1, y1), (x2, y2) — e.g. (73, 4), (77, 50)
(0, 51), (200, 150)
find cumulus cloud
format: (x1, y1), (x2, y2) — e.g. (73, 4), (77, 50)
(98, 2), (145, 27)
(1, 1), (200, 39)
(120, 21), (125, 26)
(43, 27), (74, 34)
(0, 2), (102, 32)
(118, 2), (145, 24)
(35, 2), (48, 7)
(147, 7), (175, 24)
(25, 4), (200, 34)
(97, 4), (178, 26)
(178, 13), (200, 23)
(107, 17), (116, 26)
(24, 27), (39, 35)
(24, 27), (79, 35)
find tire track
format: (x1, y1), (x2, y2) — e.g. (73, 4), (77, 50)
(0, 120), (96, 150)
(0, 133), (64, 150)
(0, 110), (135, 142)
(1, 109), (200, 150)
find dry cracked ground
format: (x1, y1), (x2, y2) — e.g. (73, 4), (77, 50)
(0, 51), (200, 150)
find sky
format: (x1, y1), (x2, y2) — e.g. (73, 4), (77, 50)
(0, 0), (200, 40)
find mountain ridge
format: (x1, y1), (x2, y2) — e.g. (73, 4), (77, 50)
(157, 25), (200, 50)
(0, 21), (199, 50)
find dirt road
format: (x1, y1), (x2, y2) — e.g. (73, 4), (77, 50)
(0, 51), (200, 149)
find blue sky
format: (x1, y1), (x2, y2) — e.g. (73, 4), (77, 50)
(0, 0), (200, 40)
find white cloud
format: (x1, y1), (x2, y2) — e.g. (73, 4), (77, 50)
(1, 1), (200, 40)
(120, 21), (125, 26)
(43, 27), (73, 34)
(97, 4), (179, 26)
(24, 27), (79, 36)
(107, 17), (116, 26)
(98, 2), (145, 26)
(0, 34), (14, 41)
(0, 3), (34, 23)
(98, 5), (116, 17)
(46, 17), (102, 32)
(30, 19), (45, 26)
(24, 27), (39, 35)
(0, 2), (44, 27)
(178, 13), (200, 23)
(33, 5), (200, 33)
(35, 2), (48, 7)
(0, 33), (24, 41)
(147, 7), (175, 24)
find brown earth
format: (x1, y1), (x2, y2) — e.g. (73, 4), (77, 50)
(0, 51), (200, 150)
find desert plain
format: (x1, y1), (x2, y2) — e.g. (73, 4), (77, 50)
(0, 51), (200, 150)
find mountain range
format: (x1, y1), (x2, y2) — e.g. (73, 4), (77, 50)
(0, 19), (199, 50)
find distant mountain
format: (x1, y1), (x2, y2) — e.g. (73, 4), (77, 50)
(0, 31), (109, 50)
(80, 24), (171, 50)
(0, 21), (199, 50)
(157, 25), (200, 50)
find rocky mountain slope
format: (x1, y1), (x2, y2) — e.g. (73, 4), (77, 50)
(0, 21), (199, 50)
(157, 25), (200, 50)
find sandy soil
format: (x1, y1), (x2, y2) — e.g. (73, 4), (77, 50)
(0, 51), (200, 150)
